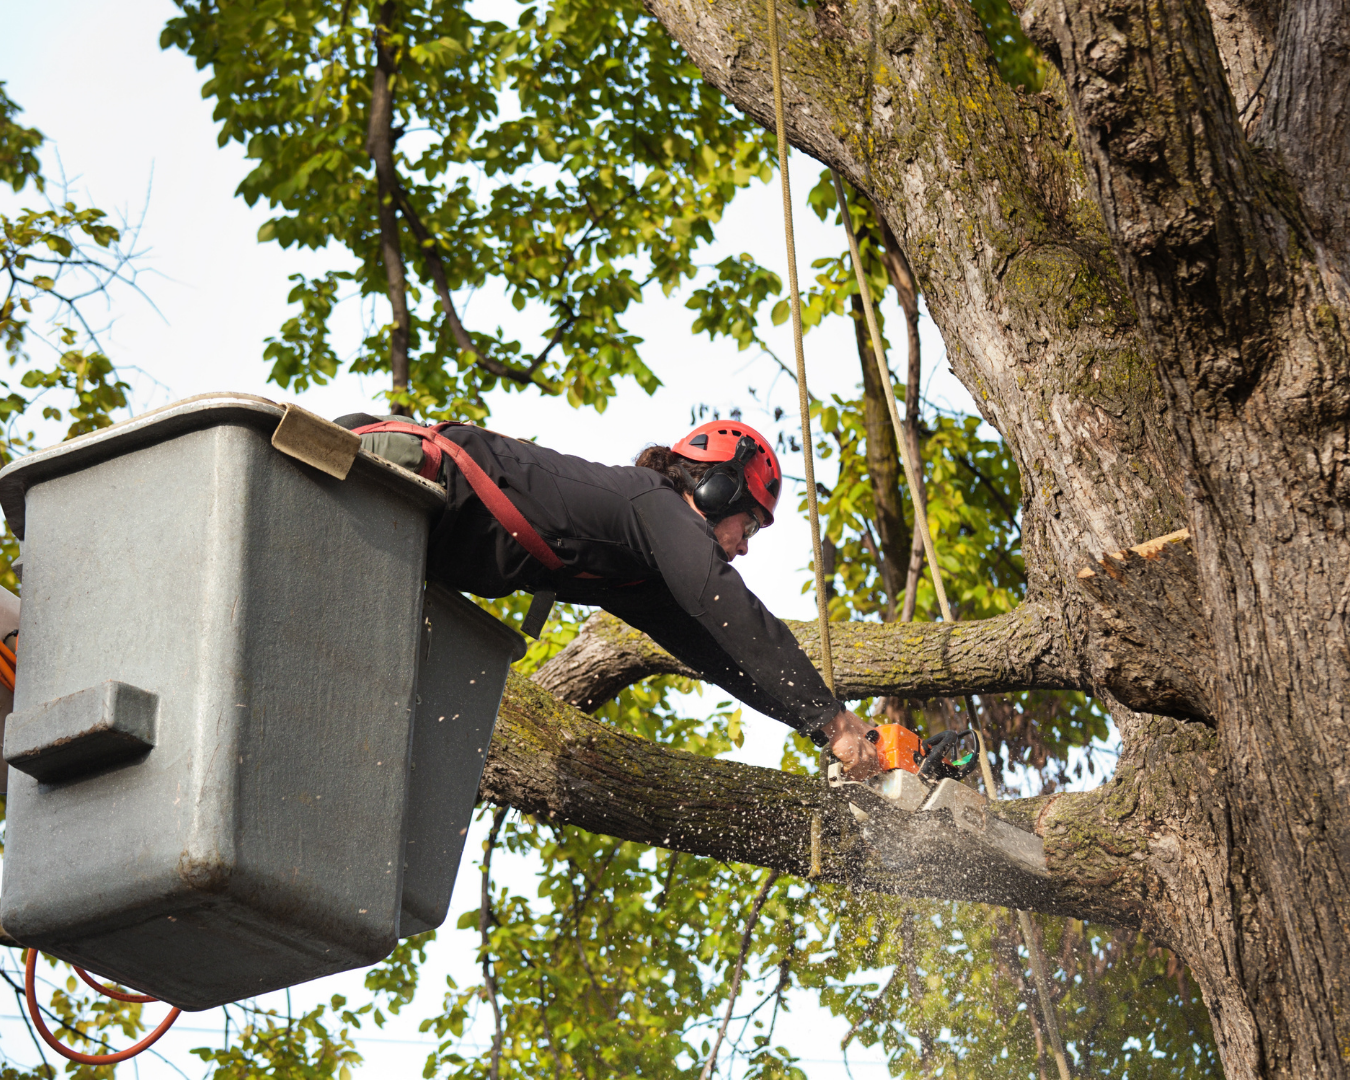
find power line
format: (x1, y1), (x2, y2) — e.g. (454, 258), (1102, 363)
(0, 1011), (901, 1068)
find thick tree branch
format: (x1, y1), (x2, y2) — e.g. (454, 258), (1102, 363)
(364, 3), (410, 412)
(534, 531), (1218, 728)
(481, 670), (1142, 922)
(534, 601), (1088, 710)
(532, 610), (697, 708)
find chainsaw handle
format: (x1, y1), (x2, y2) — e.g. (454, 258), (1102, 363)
(917, 728), (974, 779)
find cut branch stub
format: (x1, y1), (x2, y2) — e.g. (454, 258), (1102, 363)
(1075, 529), (1215, 721)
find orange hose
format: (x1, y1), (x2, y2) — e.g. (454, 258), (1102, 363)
(0, 635), (15, 692)
(75, 966), (157, 1004)
(24, 949), (181, 1064)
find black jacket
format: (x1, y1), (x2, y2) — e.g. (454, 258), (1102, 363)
(411, 425), (842, 736)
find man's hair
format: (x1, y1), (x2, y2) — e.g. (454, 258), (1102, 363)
(634, 445), (715, 499)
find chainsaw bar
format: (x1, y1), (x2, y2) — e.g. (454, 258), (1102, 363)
(827, 763), (1048, 884)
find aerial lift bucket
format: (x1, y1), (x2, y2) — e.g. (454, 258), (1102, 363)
(0, 394), (521, 1009)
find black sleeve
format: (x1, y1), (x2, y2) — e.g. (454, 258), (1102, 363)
(619, 488), (842, 734)
(597, 584), (828, 728)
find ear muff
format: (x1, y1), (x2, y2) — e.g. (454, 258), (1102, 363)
(692, 467), (746, 517)
(691, 436), (757, 520)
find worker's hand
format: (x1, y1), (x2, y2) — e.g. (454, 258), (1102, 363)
(821, 709), (881, 780)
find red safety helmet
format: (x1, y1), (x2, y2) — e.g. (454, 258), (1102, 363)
(673, 420), (783, 526)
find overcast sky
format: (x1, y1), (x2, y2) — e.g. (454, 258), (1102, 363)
(0, 3), (978, 1076)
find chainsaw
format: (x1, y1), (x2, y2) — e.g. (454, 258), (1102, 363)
(827, 723), (984, 815)
(827, 723), (1049, 889)
(866, 723), (979, 782)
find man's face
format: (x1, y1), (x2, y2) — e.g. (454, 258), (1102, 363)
(712, 507), (765, 561)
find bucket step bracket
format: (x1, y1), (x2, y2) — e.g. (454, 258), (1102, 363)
(5, 681), (157, 783)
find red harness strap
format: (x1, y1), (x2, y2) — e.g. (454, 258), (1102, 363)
(351, 420), (565, 573)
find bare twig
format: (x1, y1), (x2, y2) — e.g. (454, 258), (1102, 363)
(575, 934), (618, 1020)
(766, 951), (791, 1044)
(0, 964), (193, 1080)
(760, 341), (821, 401)
(839, 967), (901, 1051)
(394, 187), (572, 388)
(699, 868), (780, 1080)
(949, 450), (1022, 536)
(481, 806), (509, 1080)
(537, 971), (564, 1080)
(1, 965), (51, 1072)
(656, 852), (682, 909)
(1, 164), (157, 377)
(858, 518), (885, 585)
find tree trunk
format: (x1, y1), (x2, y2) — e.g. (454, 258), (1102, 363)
(364, 2), (411, 413)
(487, 0), (1348, 1075)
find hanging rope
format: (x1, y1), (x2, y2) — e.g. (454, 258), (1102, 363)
(827, 170), (988, 780)
(829, 170), (1073, 1080)
(766, 0), (832, 880)
(767, 0), (833, 697)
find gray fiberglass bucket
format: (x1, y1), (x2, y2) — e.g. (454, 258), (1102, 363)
(0, 393), (521, 1009)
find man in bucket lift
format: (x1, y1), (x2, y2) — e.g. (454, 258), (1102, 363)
(336, 413), (881, 780)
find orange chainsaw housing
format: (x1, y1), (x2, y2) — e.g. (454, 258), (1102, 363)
(874, 724), (923, 774)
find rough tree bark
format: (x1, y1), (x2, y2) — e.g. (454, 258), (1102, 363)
(471, 0), (1350, 1075)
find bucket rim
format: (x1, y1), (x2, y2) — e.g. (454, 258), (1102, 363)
(0, 393), (447, 540)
